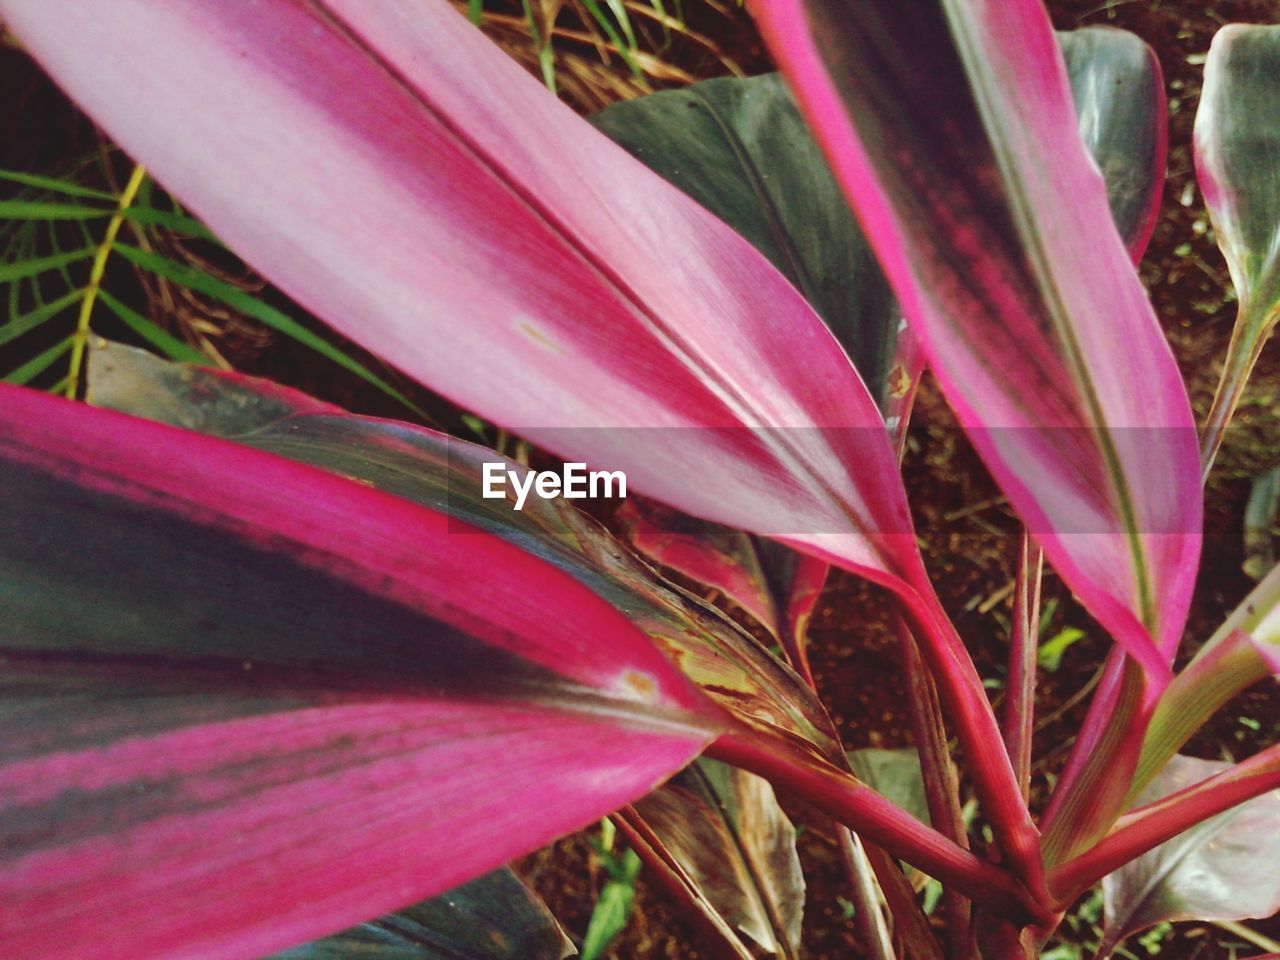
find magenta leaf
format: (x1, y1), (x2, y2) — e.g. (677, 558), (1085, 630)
(2, 0), (1046, 872)
(0, 384), (722, 960)
(590, 72), (902, 414)
(1099, 755), (1280, 960)
(1059, 27), (1167, 261)
(270, 868), (573, 960)
(0, 0), (928, 590)
(752, 0), (1202, 676)
(617, 497), (787, 635)
(84, 345), (1038, 926)
(1195, 24), (1280, 475)
(87, 341), (844, 762)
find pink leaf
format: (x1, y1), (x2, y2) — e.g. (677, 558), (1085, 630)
(750, 0), (1201, 676)
(2, 0), (1034, 879)
(0, 385), (721, 960)
(0, 0), (922, 588)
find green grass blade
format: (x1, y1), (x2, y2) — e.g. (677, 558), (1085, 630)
(0, 289), (85, 348)
(120, 207), (218, 241)
(0, 169), (118, 202)
(0, 200), (112, 221)
(520, 0), (557, 93)
(114, 243), (431, 419)
(97, 289), (207, 363)
(603, 0), (638, 50)
(4, 336), (73, 385)
(580, 848), (641, 960)
(45, 221), (84, 296)
(578, 0), (642, 77)
(0, 247), (96, 283)
(467, 0), (482, 25)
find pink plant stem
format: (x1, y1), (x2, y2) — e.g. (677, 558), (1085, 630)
(1002, 535), (1042, 802)
(706, 726), (1050, 925)
(1047, 742), (1280, 902)
(894, 585), (1047, 900)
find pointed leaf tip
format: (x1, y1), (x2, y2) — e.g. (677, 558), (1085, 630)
(751, 0), (1201, 676)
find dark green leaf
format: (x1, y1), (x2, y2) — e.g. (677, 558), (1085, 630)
(1058, 27), (1166, 257)
(270, 868), (574, 960)
(580, 849), (640, 960)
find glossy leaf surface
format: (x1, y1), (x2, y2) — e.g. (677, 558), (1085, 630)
(5, 0), (1043, 874)
(1195, 25), (1280, 473)
(0, 384), (719, 960)
(271, 868), (574, 960)
(1059, 27), (1167, 260)
(752, 0), (1202, 675)
(0, 0), (931, 592)
(1100, 755), (1280, 959)
(632, 759), (804, 958)
(88, 342), (842, 761)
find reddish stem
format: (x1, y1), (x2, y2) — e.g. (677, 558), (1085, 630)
(707, 725), (1050, 925)
(894, 584), (1046, 900)
(1048, 743), (1280, 901)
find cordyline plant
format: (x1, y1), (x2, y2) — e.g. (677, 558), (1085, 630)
(1, 1), (1279, 958)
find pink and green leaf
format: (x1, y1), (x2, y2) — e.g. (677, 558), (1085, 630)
(0, 384), (721, 960)
(87, 341), (844, 762)
(751, 0), (1201, 677)
(1132, 563), (1280, 799)
(1051, 742), (1280, 902)
(0, 0), (929, 591)
(1098, 755), (1280, 960)
(1194, 24), (1280, 474)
